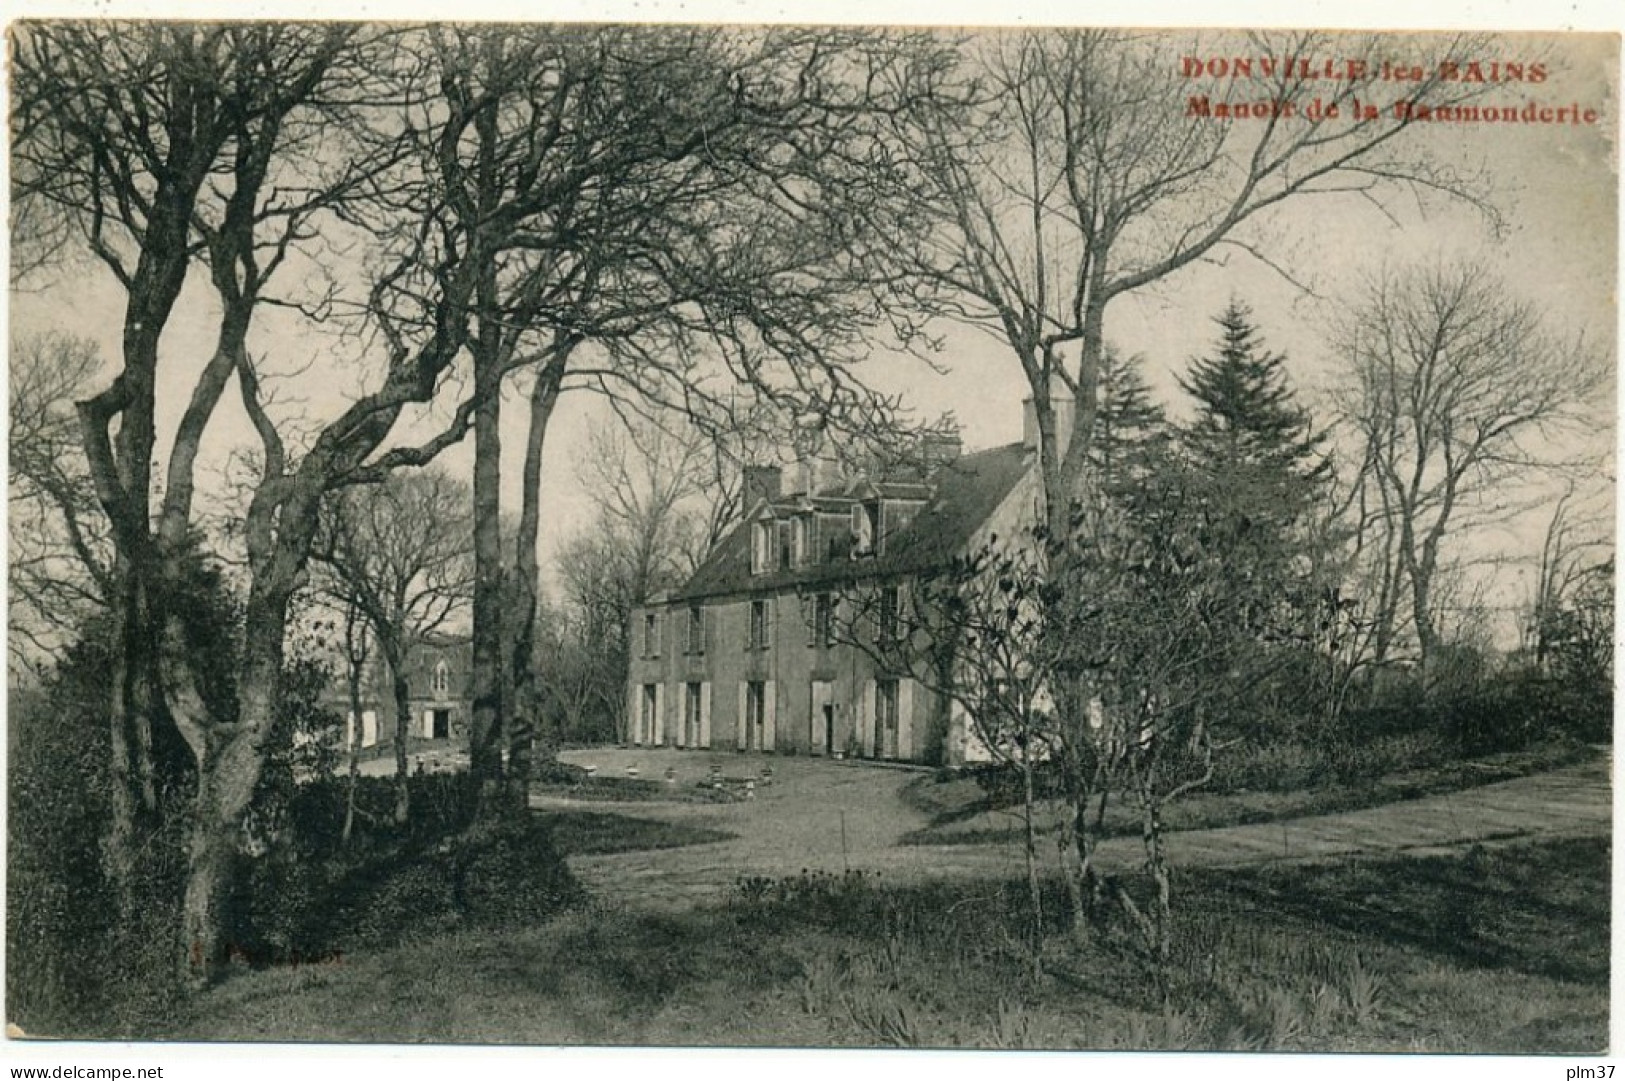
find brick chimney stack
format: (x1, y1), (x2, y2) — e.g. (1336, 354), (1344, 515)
(1022, 394), (1075, 457)
(742, 465), (782, 508)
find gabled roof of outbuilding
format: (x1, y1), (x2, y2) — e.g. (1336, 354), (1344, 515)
(670, 441), (1031, 602)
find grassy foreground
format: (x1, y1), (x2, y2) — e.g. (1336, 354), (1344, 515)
(171, 834), (1607, 1051)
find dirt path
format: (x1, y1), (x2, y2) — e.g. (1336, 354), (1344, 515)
(541, 748), (1610, 911)
(538, 749), (931, 909)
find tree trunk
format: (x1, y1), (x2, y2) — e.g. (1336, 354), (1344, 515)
(1135, 766), (1174, 999)
(342, 629), (366, 847)
(171, 574), (291, 988)
(105, 575), (148, 911)
(383, 636), (412, 826)
(509, 351), (569, 789)
(1020, 739), (1043, 970)
(470, 341), (507, 813)
(178, 780), (238, 989)
(177, 704), (268, 988)
(1410, 558), (1440, 694)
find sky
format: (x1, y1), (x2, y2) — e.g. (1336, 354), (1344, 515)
(6, 27), (1618, 621)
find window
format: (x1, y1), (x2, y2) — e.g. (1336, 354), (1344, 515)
(745, 680), (766, 751)
(850, 502), (877, 556)
(812, 593), (834, 648)
(685, 682), (703, 746)
(778, 520), (793, 570)
(877, 678), (900, 759)
(751, 520), (774, 575)
(748, 599), (771, 651)
(878, 679), (899, 733)
(879, 587), (900, 644)
(431, 659), (450, 697)
(643, 612), (661, 658)
(791, 517), (808, 567)
(686, 605), (705, 654)
(640, 683), (659, 745)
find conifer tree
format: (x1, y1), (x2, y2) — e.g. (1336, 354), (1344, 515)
(1092, 348), (1171, 491)
(1179, 300), (1329, 545)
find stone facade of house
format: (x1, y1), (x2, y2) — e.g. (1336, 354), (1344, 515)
(337, 634), (473, 752)
(626, 429), (1046, 767)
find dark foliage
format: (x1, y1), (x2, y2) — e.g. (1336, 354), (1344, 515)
(9, 550), (577, 1034)
(6, 624), (190, 1036)
(7, 668), (117, 1031)
(1178, 301), (1329, 532)
(228, 773), (581, 966)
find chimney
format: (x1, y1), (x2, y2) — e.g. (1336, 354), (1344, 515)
(1022, 393), (1074, 458)
(742, 465), (781, 508)
(921, 432), (963, 467)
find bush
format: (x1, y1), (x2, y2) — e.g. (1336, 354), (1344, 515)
(7, 680), (118, 1031)
(532, 759), (591, 786)
(1212, 730), (1453, 794)
(229, 772), (581, 964)
(7, 631), (193, 1037)
(961, 760), (1067, 810)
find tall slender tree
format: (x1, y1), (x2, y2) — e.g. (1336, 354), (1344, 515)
(312, 469), (474, 825)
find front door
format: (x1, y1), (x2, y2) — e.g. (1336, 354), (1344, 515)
(432, 709), (450, 739)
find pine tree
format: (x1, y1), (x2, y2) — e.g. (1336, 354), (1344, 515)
(1166, 304), (1339, 744)
(1179, 300), (1329, 540)
(1092, 348), (1171, 489)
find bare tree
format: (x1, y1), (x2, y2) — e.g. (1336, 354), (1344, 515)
(8, 23), (511, 984)
(7, 332), (113, 681)
(395, 26), (951, 808)
(1338, 263), (1608, 689)
(1525, 486), (1613, 692)
(816, 546), (1059, 969)
(890, 29), (1495, 537)
(312, 469), (473, 824)
(337, 596), (372, 845)
(547, 416), (716, 744)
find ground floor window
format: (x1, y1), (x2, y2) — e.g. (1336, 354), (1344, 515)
(877, 679), (899, 758)
(746, 680), (766, 751)
(641, 683), (659, 744)
(685, 682), (703, 746)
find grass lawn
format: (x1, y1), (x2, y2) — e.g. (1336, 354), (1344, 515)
(170, 834), (1608, 1051)
(547, 810), (735, 856)
(901, 741), (1600, 847)
(533, 776), (740, 804)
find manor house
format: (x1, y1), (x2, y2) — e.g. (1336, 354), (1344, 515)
(626, 403), (1063, 767)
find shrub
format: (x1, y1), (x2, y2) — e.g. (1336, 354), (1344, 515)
(532, 759), (591, 786)
(7, 629), (199, 1036)
(229, 773), (581, 964)
(7, 680), (118, 1032)
(961, 760), (1067, 809)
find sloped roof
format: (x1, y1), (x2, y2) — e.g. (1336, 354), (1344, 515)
(671, 442), (1031, 602)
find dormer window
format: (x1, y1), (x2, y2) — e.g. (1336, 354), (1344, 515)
(851, 500), (880, 557)
(791, 516), (808, 567)
(751, 519), (774, 575)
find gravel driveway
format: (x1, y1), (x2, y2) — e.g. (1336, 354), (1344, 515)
(540, 747), (1611, 912)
